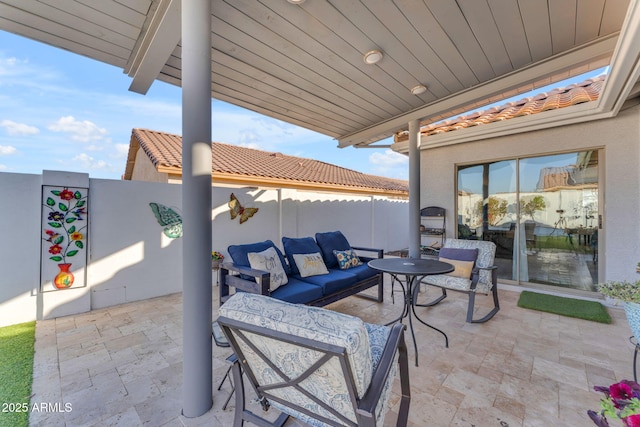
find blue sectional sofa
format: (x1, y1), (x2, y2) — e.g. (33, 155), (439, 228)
(219, 231), (384, 307)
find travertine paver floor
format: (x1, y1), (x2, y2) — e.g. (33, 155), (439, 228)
(29, 280), (633, 426)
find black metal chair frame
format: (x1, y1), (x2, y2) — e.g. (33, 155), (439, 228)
(419, 264), (500, 323)
(217, 316), (410, 427)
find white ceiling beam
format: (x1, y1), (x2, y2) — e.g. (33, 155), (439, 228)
(127, 0), (181, 94)
(337, 34), (619, 148)
(597, 0), (640, 114)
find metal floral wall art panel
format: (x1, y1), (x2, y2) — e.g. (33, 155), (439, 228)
(40, 186), (88, 291)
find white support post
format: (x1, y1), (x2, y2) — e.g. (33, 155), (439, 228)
(408, 120), (421, 259)
(181, 0), (213, 417)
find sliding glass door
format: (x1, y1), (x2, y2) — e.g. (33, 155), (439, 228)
(457, 151), (599, 291)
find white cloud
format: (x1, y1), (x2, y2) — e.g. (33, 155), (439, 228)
(370, 149), (408, 167)
(0, 56), (24, 77)
(0, 164), (6, 170)
(0, 145), (17, 155)
(0, 120), (39, 136)
(71, 153), (110, 170)
(369, 149), (408, 180)
(114, 143), (130, 157)
(48, 116), (108, 142)
(211, 108), (318, 152)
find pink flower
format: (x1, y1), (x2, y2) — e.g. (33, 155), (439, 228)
(611, 382), (634, 401)
(624, 414), (640, 427)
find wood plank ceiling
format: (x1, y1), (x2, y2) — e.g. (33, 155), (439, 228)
(0, 0), (638, 147)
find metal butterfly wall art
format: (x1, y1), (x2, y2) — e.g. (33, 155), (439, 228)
(228, 193), (258, 224)
(149, 202), (183, 238)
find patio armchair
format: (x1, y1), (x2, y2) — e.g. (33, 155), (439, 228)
(217, 292), (410, 427)
(417, 238), (499, 323)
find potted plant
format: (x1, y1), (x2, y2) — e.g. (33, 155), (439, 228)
(211, 251), (224, 270)
(588, 379), (640, 426)
(598, 278), (640, 339)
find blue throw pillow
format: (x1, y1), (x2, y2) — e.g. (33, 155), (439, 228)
(282, 236), (323, 276)
(333, 248), (363, 270)
(228, 240), (290, 275)
(315, 231), (351, 269)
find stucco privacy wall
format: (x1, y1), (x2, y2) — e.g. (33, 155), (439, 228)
(420, 102), (640, 285)
(0, 171), (408, 327)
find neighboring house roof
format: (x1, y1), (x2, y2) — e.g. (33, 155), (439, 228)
(124, 128), (408, 197)
(394, 76), (604, 143)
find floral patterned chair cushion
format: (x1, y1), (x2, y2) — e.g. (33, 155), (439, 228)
(218, 292), (401, 426)
(419, 238), (500, 323)
(424, 239), (494, 294)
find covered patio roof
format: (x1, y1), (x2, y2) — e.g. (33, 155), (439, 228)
(2, 0), (640, 148)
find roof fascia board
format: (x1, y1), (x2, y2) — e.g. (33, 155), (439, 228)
(156, 167), (408, 197)
(392, 101), (601, 153)
(337, 34), (618, 148)
(127, 0), (181, 94)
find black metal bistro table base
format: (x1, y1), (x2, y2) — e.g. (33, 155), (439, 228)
(368, 258), (454, 366)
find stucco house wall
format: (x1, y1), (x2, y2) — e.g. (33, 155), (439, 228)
(420, 102), (640, 285)
(129, 147), (169, 183)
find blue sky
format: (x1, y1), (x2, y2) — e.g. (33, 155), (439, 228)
(0, 31), (406, 180)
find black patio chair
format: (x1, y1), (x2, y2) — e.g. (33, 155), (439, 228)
(217, 292), (410, 427)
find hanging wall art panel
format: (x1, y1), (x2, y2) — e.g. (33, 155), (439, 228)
(40, 186), (89, 292)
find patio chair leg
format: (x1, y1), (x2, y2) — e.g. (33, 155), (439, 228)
(396, 330), (411, 427)
(230, 358), (245, 427)
(228, 356), (289, 427)
(468, 285), (500, 323)
(217, 365), (234, 410)
(414, 285), (447, 307)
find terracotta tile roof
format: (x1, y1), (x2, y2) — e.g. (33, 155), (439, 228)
(124, 128), (408, 197)
(395, 75), (605, 142)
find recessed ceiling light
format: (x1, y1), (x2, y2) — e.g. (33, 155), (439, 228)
(287, 0), (306, 3)
(411, 84), (427, 95)
(363, 50), (383, 65)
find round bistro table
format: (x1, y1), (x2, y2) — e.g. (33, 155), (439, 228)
(368, 257), (454, 366)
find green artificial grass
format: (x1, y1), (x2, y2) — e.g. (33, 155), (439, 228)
(0, 321), (35, 427)
(517, 291), (611, 323)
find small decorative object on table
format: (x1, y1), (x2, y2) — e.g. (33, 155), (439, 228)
(588, 380), (640, 426)
(211, 251), (224, 270)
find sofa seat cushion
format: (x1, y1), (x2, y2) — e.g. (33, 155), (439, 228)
(269, 277), (324, 304)
(219, 292), (374, 426)
(423, 274), (491, 294)
(282, 236), (324, 276)
(336, 263), (378, 282)
(315, 231), (351, 269)
(293, 269), (358, 296)
(228, 240), (290, 275)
